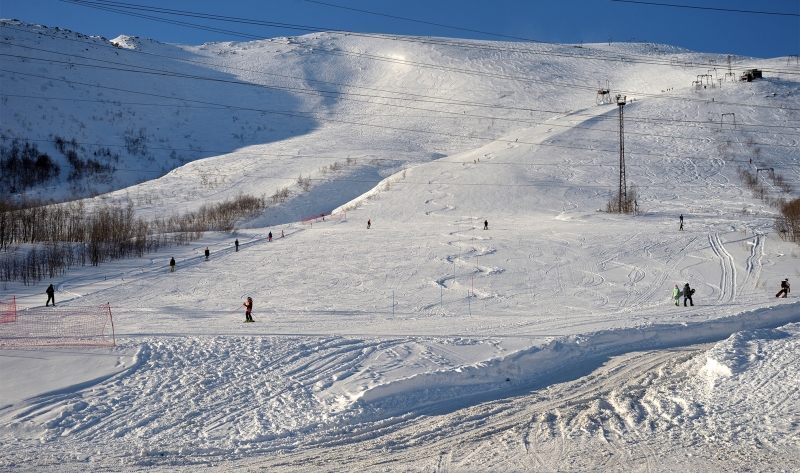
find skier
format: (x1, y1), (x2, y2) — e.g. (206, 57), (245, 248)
(484, 220), (488, 230)
(679, 214), (684, 231)
(45, 283), (55, 307)
(205, 247), (210, 261)
(281, 230), (284, 238)
(268, 231), (273, 242)
(683, 282), (695, 306)
(169, 257), (175, 272)
(672, 284), (681, 306)
(235, 239), (239, 252)
(243, 297), (254, 322)
(367, 219), (371, 229)
(776, 279), (790, 298)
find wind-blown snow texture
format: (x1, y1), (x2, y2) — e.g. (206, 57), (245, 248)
(1, 19), (799, 471)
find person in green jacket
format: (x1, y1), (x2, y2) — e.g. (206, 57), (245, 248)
(672, 284), (681, 306)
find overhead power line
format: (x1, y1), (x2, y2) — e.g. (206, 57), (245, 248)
(10, 136), (792, 171)
(610, 0), (800, 17)
(303, 0), (547, 43)
(4, 47), (798, 141)
(54, 0), (800, 77)
(4, 88), (799, 143)
(5, 29), (799, 127)
(5, 24), (798, 119)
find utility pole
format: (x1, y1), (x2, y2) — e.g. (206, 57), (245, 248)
(617, 94), (627, 212)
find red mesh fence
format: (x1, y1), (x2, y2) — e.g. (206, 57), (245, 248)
(0, 299), (115, 347)
(0, 296), (16, 323)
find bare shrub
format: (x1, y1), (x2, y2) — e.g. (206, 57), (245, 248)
(606, 185), (639, 214)
(0, 193), (268, 283)
(776, 197), (800, 242)
(297, 174), (311, 192)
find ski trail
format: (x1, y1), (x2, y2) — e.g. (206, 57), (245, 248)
(708, 233), (736, 304)
(741, 234), (762, 295)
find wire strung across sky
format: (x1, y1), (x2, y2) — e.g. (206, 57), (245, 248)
(3, 21), (799, 118)
(609, 0), (800, 17)
(57, 0), (800, 76)
(1, 15), (798, 184)
(3, 26), (800, 124)
(5, 64), (800, 164)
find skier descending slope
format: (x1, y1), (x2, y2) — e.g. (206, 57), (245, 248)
(243, 297), (254, 322)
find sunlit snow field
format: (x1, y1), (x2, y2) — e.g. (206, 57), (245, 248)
(1, 20), (799, 471)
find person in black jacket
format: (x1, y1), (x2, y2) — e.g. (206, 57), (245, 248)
(683, 283), (694, 306)
(169, 257), (175, 272)
(46, 284), (55, 306)
(776, 279), (790, 298)
(205, 247), (210, 261)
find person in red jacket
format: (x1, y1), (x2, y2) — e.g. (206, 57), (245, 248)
(243, 297), (253, 322)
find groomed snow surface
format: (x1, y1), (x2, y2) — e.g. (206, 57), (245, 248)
(1, 20), (800, 471)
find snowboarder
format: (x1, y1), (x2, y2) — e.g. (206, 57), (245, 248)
(243, 297), (254, 322)
(672, 284), (681, 306)
(169, 257), (175, 272)
(683, 283), (695, 306)
(235, 239), (239, 252)
(776, 279), (790, 298)
(367, 219), (371, 229)
(484, 220), (488, 230)
(281, 230), (284, 238)
(45, 283), (55, 306)
(205, 247), (210, 261)
(679, 214), (684, 231)
(268, 231), (273, 242)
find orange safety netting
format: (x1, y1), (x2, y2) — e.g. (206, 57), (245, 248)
(0, 298), (115, 347)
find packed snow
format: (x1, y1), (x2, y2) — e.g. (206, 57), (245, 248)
(1, 19), (799, 471)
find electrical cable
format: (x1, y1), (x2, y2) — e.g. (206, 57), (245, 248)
(48, 0), (800, 82)
(56, 0), (800, 75)
(3, 21), (796, 121)
(610, 0), (800, 17)
(4, 42), (800, 135)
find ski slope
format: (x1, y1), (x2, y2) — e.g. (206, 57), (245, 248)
(1, 20), (800, 471)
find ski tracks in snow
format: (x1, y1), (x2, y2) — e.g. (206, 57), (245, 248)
(741, 234), (763, 295)
(708, 233), (737, 304)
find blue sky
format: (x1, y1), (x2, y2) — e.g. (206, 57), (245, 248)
(1, 0), (797, 58)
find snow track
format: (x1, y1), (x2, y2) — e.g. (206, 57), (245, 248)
(239, 330), (800, 472)
(708, 233), (737, 304)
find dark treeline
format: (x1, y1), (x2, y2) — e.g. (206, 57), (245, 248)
(53, 135), (117, 182)
(0, 139), (61, 194)
(737, 167), (799, 243)
(0, 193), (268, 284)
(777, 198), (800, 243)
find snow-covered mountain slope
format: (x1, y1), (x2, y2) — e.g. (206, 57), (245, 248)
(4, 19), (792, 218)
(1, 19), (800, 472)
